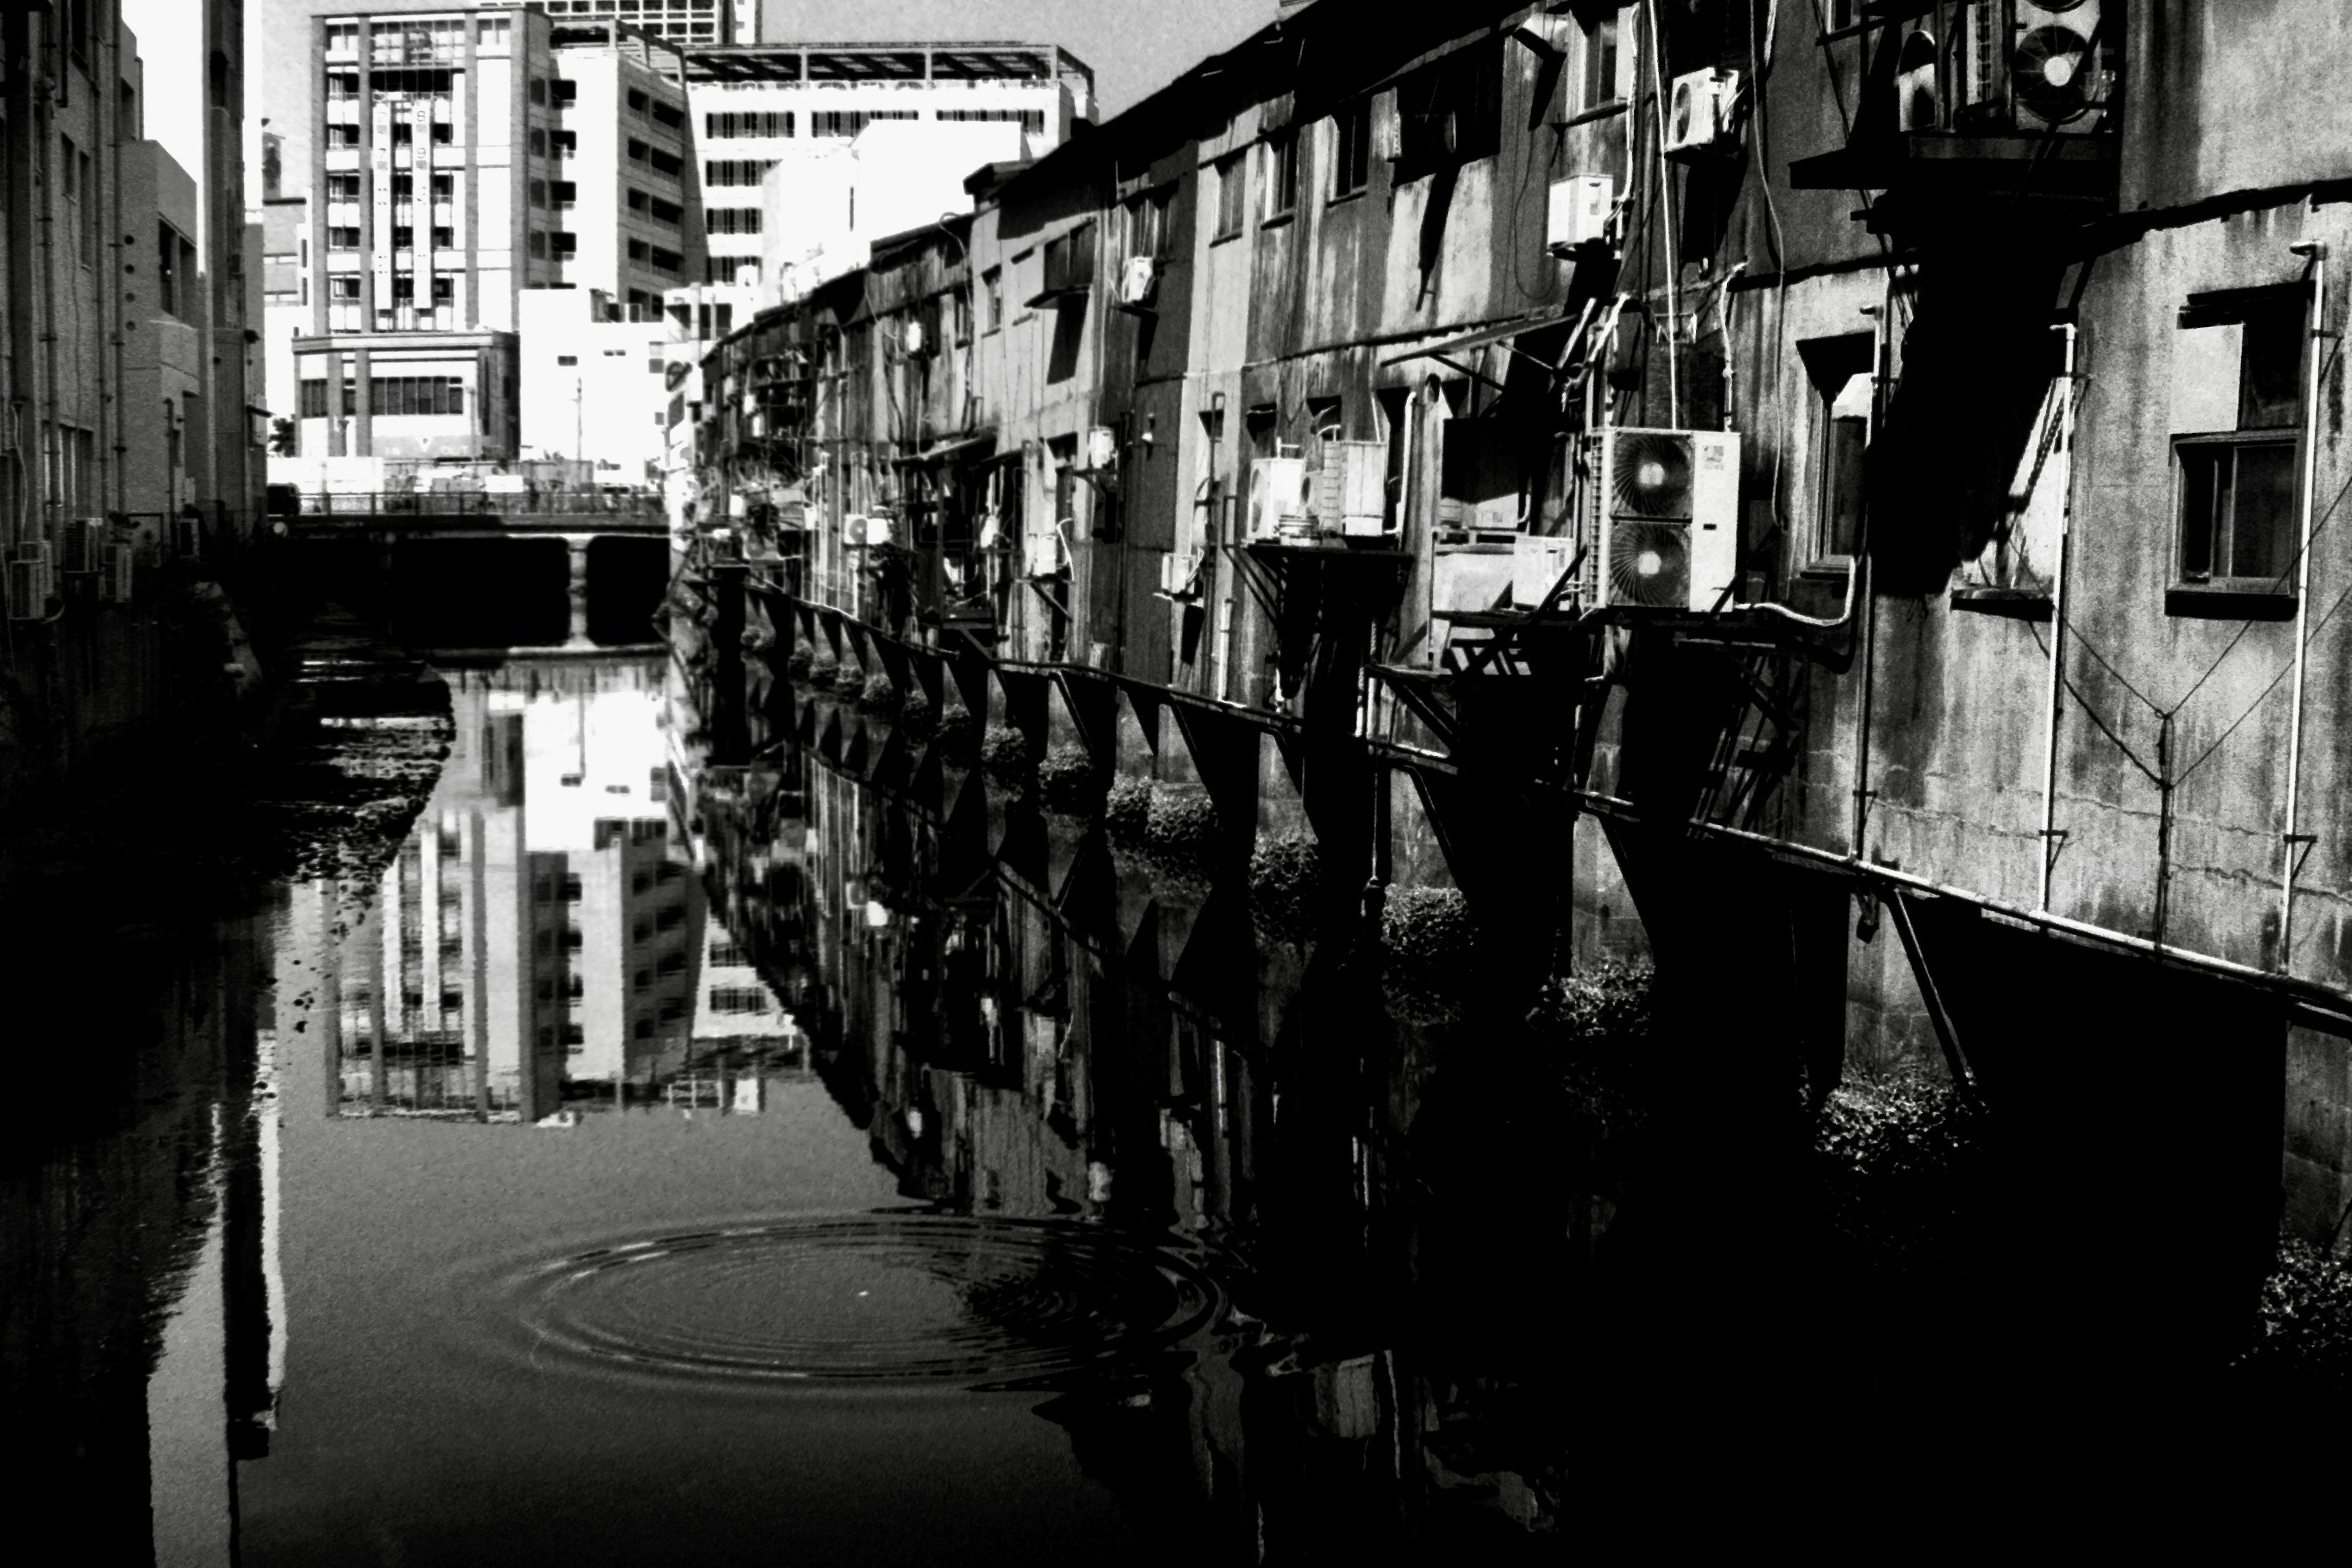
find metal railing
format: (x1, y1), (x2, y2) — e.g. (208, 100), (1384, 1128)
(288, 491), (667, 522)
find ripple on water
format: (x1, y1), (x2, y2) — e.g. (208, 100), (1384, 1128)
(487, 1214), (1217, 1392)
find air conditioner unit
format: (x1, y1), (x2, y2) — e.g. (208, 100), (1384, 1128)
(1959, 0), (2007, 117)
(903, 318), (927, 356)
(1512, 533), (1577, 609)
(1582, 426), (1741, 612)
(864, 514), (894, 548)
(8, 543), (54, 621)
(100, 543), (134, 605)
(1547, 175), (1614, 256)
(60, 517), (108, 575)
(1315, 440), (1389, 537)
(1086, 426), (1118, 470)
(1118, 255), (1158, 308)
(842, 513), (869, 548)
(1896, 26), (1942, 132)
(2011, 0), (2111, 134)
(1246, 457), (1310, 541)
(1664, 69), (1741, 159)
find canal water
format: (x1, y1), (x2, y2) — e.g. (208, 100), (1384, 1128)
(2, 611), (1585, 1564)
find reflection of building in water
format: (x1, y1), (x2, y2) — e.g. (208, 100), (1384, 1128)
(677, 916), (809, 1113)
(325, 655), (709, 1117)
(710, 703), (1567, 1554)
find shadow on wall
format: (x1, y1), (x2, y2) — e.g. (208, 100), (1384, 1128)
(1868, 262), (2071, 598)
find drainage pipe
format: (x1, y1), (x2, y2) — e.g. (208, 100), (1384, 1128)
(2278, 240), (2328, 973)
(2037, 321), (2079, 913)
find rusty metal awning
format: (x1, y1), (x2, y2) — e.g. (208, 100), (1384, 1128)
(1381, 311), (1573, 372)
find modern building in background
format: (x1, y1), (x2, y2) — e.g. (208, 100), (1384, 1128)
(491, 0), (763, 49)
(518, 287), (674, 480)
(684, 41), (1091, 292)
(289, 8), (696, 464)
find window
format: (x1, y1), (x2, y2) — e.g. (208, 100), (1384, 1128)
(627, 88), (650, 114)
(1583, 7), (1624, 111)
(982, 266), (1003, 331)
(706, 206), (760, 235)
(812, 109), (916, 138)
(1801, 334), (1874, 560)
(628, 238), (649, 262)
(1263, 132), (1299, 221)
(551, 232), (577, 257)
(432, 173), (454, 200)
(704, 159), (778, 187)
(1123, 190), (1169, 263)
(326, 173), (361, 202)
(649, 147), (683, 177)
(432, 227), (453, 249)
(325, 21), (360, 56)
(709, 987), (770, 1014)
(157, 224), (179, 314)
(330, 274), (361, 300)
(325, 72), (360, 99)
(628, 138), (650, 164)
(652, 101), (684, 130)
(529, 77), (547, 106)
(325, 123), (361, 149)
(477, 16), (510, 48)
(2172, 287), (2309, 611)
(704, 111), (794, 138)
(529, 178), (548, 208)
(1213, 153), (1246, 241)
(529, 129), (547, 156)
(1332, 100), (1373, 198)
(937, 108), (1045, 134)
(552, 130), (577, 157)
(366, 377), (466, 416)
(1395, 38), (1505, 181)
(551, 180), (578, 205)
(529, 232), (548, 259)
(556, 354), (578, 366)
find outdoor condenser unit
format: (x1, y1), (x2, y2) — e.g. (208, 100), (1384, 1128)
(1118, 256), (1158, 308)
(2011, 0), (2111, 133)
(61, 517), (108, 575)
(1315, 441), (1389, 537)
(1246, 457), (1310, 541)
(1547, 175), (1613, 255)
(1581, 427), (1741, 612)
(1664, 69), (1741, 159)
(8, 542), (54, 620)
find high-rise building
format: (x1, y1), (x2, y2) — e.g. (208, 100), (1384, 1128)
(292, 9), (696, 462)
(684, 42), (1093, 290)
(489, 0), (761, 48)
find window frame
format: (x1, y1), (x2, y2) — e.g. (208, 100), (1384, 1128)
(1262, 131), (1300, 224)
(1330, 99), (1373, 201)
(2168, 284), (2310, 618)
(1212, 153), (1247, 243)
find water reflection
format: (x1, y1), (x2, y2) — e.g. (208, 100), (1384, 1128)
(5, 635), (1564, 1564)
(315, 655), (807, 1123)
(693, 671), (1570, 1555)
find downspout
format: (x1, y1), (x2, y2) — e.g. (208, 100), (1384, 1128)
(1643, 0), (1678, 427)
(1849, 290), (1889, 858)
(2036, 320), (2079, 913)
(2278, 241), (2328, 973)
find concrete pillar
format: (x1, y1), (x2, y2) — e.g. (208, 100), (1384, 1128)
(566, 535), (592, 647)
(353, 348), (374, 458)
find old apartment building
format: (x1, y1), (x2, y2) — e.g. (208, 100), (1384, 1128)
(2, 0), (260, 798)
(685, 0), (2352, 1336)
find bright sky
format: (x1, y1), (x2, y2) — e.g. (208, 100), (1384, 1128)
(251, 0), (1276, 201)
